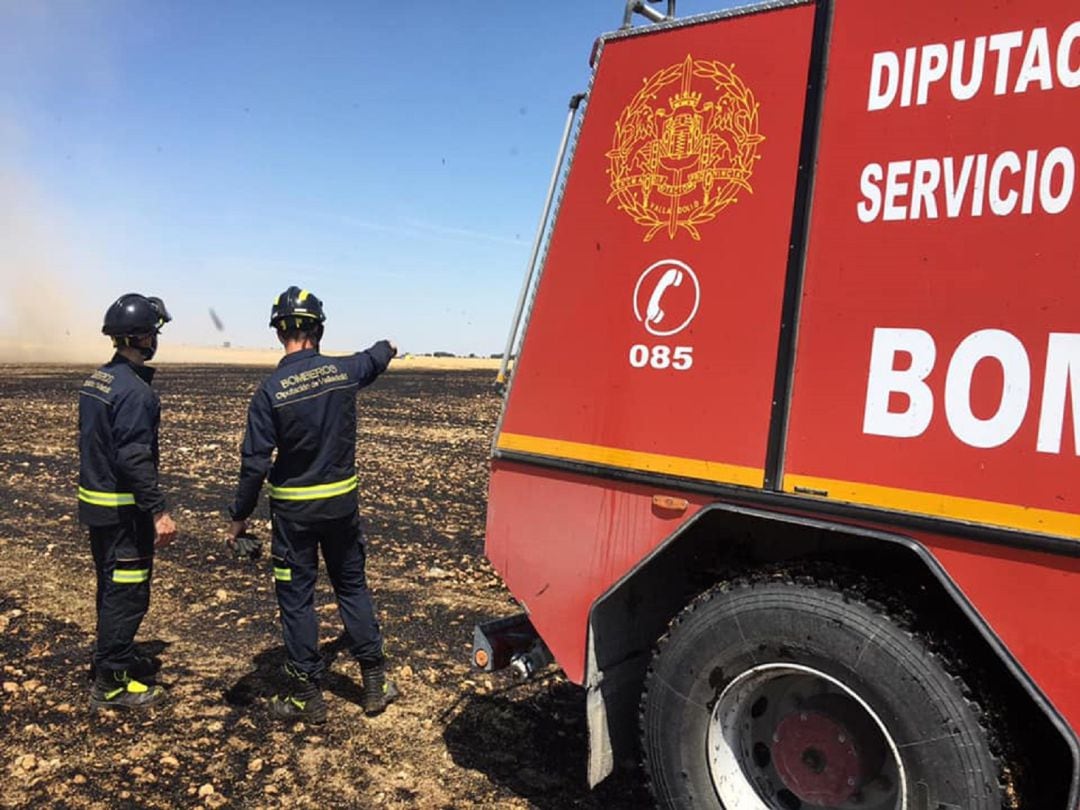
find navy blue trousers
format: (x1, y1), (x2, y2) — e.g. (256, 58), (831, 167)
(271, 510), (384, 678)
(89, 512), (155, 672)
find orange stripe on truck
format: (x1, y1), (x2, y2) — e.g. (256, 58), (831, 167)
(783, 473), (1080, 541)
(496, 432), (765, 488)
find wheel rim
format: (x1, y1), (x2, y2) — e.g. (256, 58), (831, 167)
(707, 663), (906, 810)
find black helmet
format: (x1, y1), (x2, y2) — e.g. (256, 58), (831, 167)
(269, 286), (326, 330)
(102, 294), (172, 337)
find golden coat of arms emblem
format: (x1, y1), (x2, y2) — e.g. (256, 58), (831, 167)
(606, 54), (764, 242)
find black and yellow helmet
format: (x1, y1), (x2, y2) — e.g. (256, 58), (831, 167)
(269, 286), (326, 330)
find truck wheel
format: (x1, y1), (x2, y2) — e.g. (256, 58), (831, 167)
(640, 574), (1002, 809)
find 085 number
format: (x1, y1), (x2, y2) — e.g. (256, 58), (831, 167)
(629, 344), (693, 371)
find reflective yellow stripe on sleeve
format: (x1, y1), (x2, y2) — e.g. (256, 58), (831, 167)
(78, 487), (136, 507)
(267, 475), (358, 502)
(112, 569), (150, 584)
(273, 566), (292, 582)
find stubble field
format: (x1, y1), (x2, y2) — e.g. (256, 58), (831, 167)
(0, 364), (649, 809)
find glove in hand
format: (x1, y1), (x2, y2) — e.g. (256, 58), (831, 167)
(229, 531), (262, 561)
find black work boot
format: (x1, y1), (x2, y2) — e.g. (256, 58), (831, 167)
(360, 662), (399, 717)
(89, 669), (167, 711)
(268, 664), (326, 724)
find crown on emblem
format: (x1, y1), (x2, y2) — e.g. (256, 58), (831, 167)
(668, 89), (703, 111)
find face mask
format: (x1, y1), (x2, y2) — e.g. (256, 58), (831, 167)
(138, 333), (158, 361)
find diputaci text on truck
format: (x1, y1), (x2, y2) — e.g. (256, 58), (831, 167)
(475, 1), (1080, 807)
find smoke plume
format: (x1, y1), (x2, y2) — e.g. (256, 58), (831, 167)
(0, 169), (101, 362)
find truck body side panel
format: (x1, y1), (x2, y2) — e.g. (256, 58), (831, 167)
(498, 4), (816, 489)
(489, 459), (1080, 737)
(783, 0), (1080, 539)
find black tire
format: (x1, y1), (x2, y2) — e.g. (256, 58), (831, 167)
(640, 573), (1002, 809)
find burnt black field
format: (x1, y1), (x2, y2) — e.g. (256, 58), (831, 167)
(0, 365), (648, 809)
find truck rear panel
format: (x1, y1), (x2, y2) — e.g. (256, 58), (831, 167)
(497, 2), (817, 487)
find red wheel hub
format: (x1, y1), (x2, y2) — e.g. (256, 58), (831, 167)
(771, 710), (861, 805)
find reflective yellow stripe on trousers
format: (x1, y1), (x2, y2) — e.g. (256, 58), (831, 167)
(112, 568), (150, 584)
(268, 475), (357, 501)
(78, 487), (136, 507)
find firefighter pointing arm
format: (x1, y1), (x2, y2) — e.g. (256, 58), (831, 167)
(226, 286), (399, 722)
(79, 293), (175, 711)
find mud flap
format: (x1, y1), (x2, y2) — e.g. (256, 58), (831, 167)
(585, 628), (648, 788)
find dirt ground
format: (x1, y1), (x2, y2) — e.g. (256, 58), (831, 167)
(0, 364), (650, 809)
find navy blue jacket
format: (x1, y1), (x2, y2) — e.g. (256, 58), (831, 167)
(229, 342), (394, 522)
(78, 354), (167, 526)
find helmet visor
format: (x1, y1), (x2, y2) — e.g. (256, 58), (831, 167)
(146, 296), (172, 328)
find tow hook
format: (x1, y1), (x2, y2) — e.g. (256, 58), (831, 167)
(510, 640), (554, 680)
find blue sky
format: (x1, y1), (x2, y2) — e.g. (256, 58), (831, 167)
(0, 0), (733, 356)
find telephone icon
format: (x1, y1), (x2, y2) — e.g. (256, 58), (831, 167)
(646, 268), (683, 326)
(633, 259), (700, 337)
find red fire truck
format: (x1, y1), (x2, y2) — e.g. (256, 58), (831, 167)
(475, 0), (1080, 806)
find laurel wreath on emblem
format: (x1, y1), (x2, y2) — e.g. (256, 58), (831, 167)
(607, 58), (764, 242)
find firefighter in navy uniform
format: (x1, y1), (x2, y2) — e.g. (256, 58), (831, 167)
(79, 293), (177, 710)
(227, 286), (399, 722)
